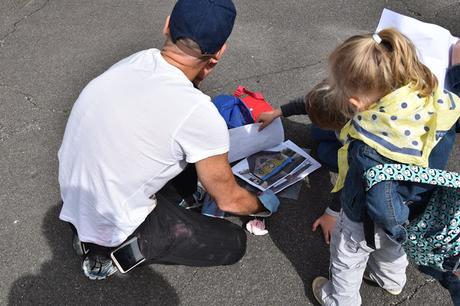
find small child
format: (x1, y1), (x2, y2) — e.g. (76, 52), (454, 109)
(258, 80), (345, 172)
(310, 29), (460, 305)
(258, 81), (346, 244)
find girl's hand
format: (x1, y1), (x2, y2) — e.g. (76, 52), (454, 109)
(257, 109), (282, 131)
(453, 41), (460, 67)
(312, 213), (337, 244)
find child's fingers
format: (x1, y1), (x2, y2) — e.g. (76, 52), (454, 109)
(312, 218), (320, 231)
(258, 122), (268, 131)
(323, 230), (330, 244)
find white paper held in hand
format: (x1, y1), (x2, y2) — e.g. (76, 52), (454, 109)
(228, 117), (284, 163)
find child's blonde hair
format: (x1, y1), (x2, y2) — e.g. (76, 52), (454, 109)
(328, 28), (438, 119)
(305, 79), (348, 130)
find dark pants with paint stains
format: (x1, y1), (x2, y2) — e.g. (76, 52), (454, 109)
(133, 164), (247, 267)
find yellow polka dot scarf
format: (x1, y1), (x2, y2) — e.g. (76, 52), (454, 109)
(333, 84), (460, 192)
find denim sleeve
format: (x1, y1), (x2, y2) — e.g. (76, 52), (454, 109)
(348, 142), (409, 243)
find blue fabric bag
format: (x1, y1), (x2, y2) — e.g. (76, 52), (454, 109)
(212, 95), (254, 129)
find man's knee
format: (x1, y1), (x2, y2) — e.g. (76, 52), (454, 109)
(222, 225), (247, 265)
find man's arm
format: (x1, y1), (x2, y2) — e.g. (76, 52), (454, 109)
(195, 153), (265, 215)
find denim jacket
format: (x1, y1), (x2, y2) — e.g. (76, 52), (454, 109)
(341, 126), (456, 244)
(340, 65), (460, 244)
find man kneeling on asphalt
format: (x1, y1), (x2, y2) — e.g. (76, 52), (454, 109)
(58, 0), (279, 280)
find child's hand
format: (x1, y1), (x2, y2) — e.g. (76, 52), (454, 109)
(312, 213), (337, 244)
(257, 109), (282, 131)
(453, 41), (460, 67)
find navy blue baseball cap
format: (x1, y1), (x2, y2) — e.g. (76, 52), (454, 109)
(169, 0), (237, 55)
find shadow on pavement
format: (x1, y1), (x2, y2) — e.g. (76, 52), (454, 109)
(8, 204), (179, 306)
(269, 119), (334, 304)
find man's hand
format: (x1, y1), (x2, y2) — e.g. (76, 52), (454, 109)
(453, 40), (460, 66)
(257, 109), (282, 131)
(312, 213), (337, 244)
(196, 153), (264, 215)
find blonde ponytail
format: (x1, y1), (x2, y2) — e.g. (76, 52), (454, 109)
(378, 29), (437, 96)
(328, 28), (438, 119)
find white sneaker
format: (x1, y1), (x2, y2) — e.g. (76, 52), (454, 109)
(312, 276), (328, 306)
(363, 270), (402, 295)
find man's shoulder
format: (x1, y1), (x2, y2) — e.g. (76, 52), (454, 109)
(109, 48), (159, 70)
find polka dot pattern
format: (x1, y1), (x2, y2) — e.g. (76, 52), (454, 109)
(344, 85), (460, 173)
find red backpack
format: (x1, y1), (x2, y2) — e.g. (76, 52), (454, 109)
(234, 86), (273, 122)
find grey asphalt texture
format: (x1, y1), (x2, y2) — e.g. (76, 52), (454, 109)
(1, 1), (460, 305)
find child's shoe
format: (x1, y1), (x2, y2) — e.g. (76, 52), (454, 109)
(363, 270), (402, 295)
(312, 276), (328, 305)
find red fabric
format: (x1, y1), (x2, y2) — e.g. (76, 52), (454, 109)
(233, 86), (273, 121)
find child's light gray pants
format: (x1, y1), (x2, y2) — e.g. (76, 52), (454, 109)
(320, 211), (408, 306)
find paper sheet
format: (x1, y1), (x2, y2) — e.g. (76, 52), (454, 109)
(376, 8), (459, 90)
(228, 117), (284, 163)
(232, 140), (321, 194)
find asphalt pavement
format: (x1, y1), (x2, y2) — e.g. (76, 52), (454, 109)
(1, 0), (460, 305)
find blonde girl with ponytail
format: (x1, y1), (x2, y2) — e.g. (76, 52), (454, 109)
(311, 29), (460, 305)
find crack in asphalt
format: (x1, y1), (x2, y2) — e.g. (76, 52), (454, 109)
(389, 0), (423, 18)
(0, 0), (51, 48)
(209, 60), (323, 92)
(434, 2), (460, 17)
(180, 269), (199, 292)
(392, 0), (460, 19)
(391, 278), (436, 305)
(0, 83), (36, 107)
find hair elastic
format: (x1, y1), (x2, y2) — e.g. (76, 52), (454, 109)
(372, 33), (382, 44)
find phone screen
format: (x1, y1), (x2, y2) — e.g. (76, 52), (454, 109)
(111, 237), (145, 273)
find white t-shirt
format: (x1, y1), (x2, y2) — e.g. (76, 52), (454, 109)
(58, 49), (229, 247)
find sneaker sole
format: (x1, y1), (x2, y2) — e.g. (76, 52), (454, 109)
(312, 276), (328, 306)
(82, 260), (118, 281)
(363, 272), (402, 295)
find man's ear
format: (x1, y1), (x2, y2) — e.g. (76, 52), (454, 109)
(348, 96), (366, 111)
(213, 43), (227, 61)
(163, 16), (171, 36)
